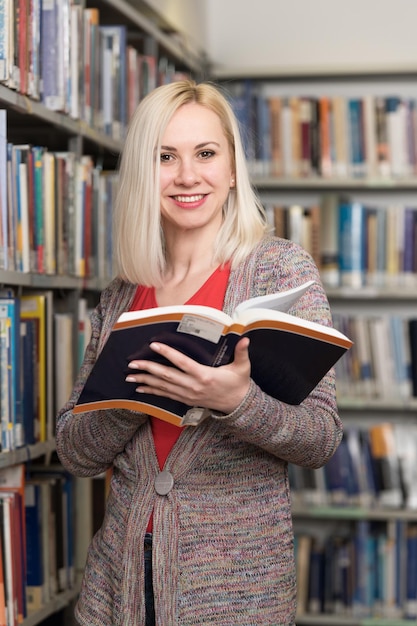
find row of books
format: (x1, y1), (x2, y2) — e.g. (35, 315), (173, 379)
(0, 109), (117, 277)
(332, 313), (417, 402)
(0, 0), (189, 139)
(0, 463), (75, 625)
(0, 288), (92, 452)
(226, 80), (417, 180)
(267, 196), (417, 289)
(295, 519), (417, 620)
(290, 422), (417, 511)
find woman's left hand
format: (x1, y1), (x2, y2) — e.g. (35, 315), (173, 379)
(125, 337), (251, 415)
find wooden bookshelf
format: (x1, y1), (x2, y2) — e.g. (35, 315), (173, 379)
(214, 71), (417, 625)
(0, 1), (206, 624)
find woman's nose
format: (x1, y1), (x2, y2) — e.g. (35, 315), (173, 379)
(175, 159), (199, 186)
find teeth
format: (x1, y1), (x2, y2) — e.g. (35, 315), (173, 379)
(174, 195), (204, 203)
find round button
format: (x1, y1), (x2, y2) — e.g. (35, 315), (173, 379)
(154, 470), (174, 495)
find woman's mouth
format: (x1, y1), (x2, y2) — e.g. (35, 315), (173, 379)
(173, 194), (205, 203)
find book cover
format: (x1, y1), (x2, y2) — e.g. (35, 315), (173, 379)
(27, 0), (41, 100)
(268, 96), (282, 177)
(0, 495), (17, 626)
(0, 465), (26, 623)
(348, 98), (366, 178)
(0, 0), (9, 82)
(30, 468), (74, 593)
(17, 0), (29, 95)
(40, 0), (64, 111)
(319, 194), (340, 288)
(69, 3), (82, 119)
(332, 96), (349, 178)
(299, 97), (312, 177)
(54, 312), (74, 415)
(375, 97), (390, 177)
(31, 146), (45, 273)
(20, 291), (54, 441)
(24, 482), (44, 611)
(0, 515), (6, 626)
(319, 96), (332, 178)
(0, 110), (7, 271)
(386, 96), (408, 178)
(99, 25), (127, 139)
(42, 151), (56, 275)
(74, 281), (352, 426)
(0, 290), (23, 449)
(405, 523), (417, 619)
(338, 201), (367, 289)
(13, 145), (31, 273)
(295, 534), (312, 616)
(0, 317), (10, 452)
(307, 538), (325, 614)
(368, 316), (397, 400)
(20, 318), (38, 445)
(369, 422), (402, 508)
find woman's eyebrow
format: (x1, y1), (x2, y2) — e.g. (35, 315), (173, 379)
(160, 141), (221, 151)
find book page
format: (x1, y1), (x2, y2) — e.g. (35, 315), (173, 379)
(234, 280), (315, 315)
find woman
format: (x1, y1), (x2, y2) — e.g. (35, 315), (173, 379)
(56, 80), (343, 626)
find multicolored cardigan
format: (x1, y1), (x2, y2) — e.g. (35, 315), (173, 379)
(56, 236), (343, 626)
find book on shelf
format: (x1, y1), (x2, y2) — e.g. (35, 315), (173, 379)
(0, 289), (23, 451)
(0, 110), (7, 271)
(20, 291), (54, 442)
(225, 84), (417, 180)
(295, 534), (312, 616)
(292, 422), (417, 511)
(0, 465), (26, 625)
(0, 519), (5, 626)
(24, 481), (46, 612)
(69, 2), (82, 119)
(369, 422), (403, 509)
(333, 311), (417, 402)
(74, 280), (352, 427)
(40, 0), (66, 112)
(405, 523), (417, 619)
(29, 467), (75, 594)
(99, 25), (127, 139)
(54, 311), (74, 415)
(338, 201), (367, 289)
(269, 195), (417, 291)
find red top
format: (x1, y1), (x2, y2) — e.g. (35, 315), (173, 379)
(130, 264), (230, 531)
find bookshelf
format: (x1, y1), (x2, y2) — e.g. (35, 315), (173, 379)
(0, 0), (206, 624)
(214, 71), (417, 624)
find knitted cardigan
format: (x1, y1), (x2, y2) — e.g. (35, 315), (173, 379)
(56, 237), (343, 626)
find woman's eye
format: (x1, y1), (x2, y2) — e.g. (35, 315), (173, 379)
(199, 150), (215, 159)
(160, 153), (173, 162)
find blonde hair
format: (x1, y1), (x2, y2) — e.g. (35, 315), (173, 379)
(114, 80), (267, 286)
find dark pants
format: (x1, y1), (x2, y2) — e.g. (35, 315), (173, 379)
(144, 533), (155, 626)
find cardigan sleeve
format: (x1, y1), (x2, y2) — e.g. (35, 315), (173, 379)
(214, 238), (343, 469)
(55, 278), (147, 477)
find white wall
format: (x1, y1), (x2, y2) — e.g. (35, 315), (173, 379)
(203, 0), (417, 75)
(143, 0), (208, 58)
(144, 0), (417, 75)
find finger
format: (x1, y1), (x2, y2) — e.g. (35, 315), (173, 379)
(233, 337), (250, 365)
(149, 341), (194, 372)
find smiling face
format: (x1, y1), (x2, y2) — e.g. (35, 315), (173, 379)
(159, 102), (235, 239)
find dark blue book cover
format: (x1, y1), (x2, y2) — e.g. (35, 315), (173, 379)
(25, 482), (44, 588)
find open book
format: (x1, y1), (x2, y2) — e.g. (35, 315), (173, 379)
(74, 280), (352, 426)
